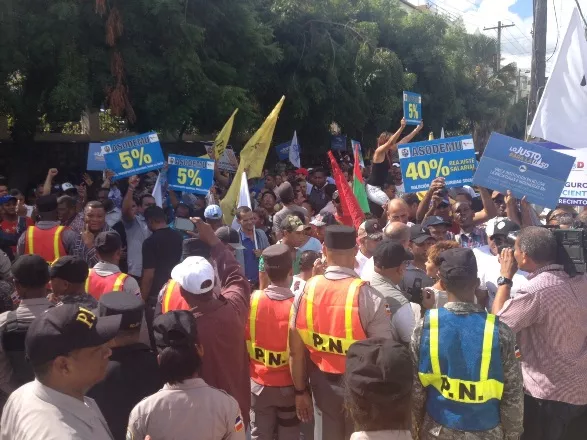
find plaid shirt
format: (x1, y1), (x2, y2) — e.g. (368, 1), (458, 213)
(73, 224), (115, 268)
(498, 265), (587, 405)
(64, 212), (85, 234)
(455, 226), (488, 249)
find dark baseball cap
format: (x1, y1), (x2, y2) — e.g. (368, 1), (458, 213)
(422, 216), (451, 229)
(25, 304), (121, 365)
(153, 310), (199, 351)
(373, 240), (413, 269)
(49, 256), (89, 284)
(98, 292), (143, 331)
(262, 243), (293, 270)
(0, 195), (17, 205)
(346, 338), (412, 404)
(94, 231), (122, 254)
(438, 248), (477, 282)
(36, 195), (58, 213)
(215, 226), (245, 250)
(358, 220), (383, 241)
(488, 218), (520, 238)
(11, 255), (50, 288)
(410, 224), (436, 245)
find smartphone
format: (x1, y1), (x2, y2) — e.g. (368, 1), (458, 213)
(174, 218), (195, 232)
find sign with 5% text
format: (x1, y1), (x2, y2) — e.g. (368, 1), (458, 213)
(167, 154), (215, 195)
(403, 91), (422, 126)
(102, 132), (166, 180)
(398, 135), (476, 192)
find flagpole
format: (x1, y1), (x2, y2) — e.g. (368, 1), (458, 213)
(253, 226), (259, 250)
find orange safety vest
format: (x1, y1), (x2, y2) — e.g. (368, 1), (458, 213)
(161, 280), (190, 314)
(296, 276), (367, 374)
(85, 269), (129, 300)
(245, 290), (294, 387)
(24, 226), (67, 263)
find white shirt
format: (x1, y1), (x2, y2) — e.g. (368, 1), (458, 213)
(291, 275), (306, 299)
(105, 207), (122, 228)
(473, 245), (529, 311)
(351, 430), (412, 440)
(360, 257), (375, 282)
(1, 380), (113, 440)
(355, 250), (369, 276)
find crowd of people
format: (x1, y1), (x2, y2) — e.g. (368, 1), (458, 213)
(0, 124), (586, 440)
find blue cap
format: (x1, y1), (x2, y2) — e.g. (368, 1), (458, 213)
(204, 204), (223, 220)
(0, 195), (16, 205)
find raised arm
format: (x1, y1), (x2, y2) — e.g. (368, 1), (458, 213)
(122, 175), (139, 222)
(472, 187), (498, 225)
(397, 120), (424, 145)
(43, 168), (58, 196)
(372, 118), (406, 164)
(416, 177), (445, 222)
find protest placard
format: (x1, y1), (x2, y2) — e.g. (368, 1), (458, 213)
(167, 154), (215, 195)
(102, 132), (165, 180)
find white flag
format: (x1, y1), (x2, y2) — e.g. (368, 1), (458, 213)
(152, 172), (163, 208)
(440, 127), (445, 139)
(529, 8), (587, 149)
(289, 131), (301, 168)
(231, 171), (259, 248)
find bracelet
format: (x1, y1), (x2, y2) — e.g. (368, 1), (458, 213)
(294, 386), (309, 396)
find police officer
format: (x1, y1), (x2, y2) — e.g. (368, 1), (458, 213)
(289, 225), (392, 440)
(411, 248), (524, 440)
(127, 310), (245, 440)
(17, 194), (77, 261)
(0, 304), (120, 439)
(86, 232), (140, 299)
(88, 292), (161, 440)
(50, 256), (98, 309)
(247, 244), (299, 440)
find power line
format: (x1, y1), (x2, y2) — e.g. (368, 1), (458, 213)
(504, 28), (531, 55)
(513, 24), (533, 45)
(546, 0), (560, 63)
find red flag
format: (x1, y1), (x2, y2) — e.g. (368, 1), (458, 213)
(327, 151), (365, 229)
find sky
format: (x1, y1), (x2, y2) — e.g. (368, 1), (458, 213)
(410, 0), (587, 75)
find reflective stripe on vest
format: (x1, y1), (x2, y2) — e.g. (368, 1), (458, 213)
(297, 276), (365, 374)
(418, 308), (503, 432)
(85, 269), (128, 299)
(162, 281), (189, 314)
(25, 226), (66, 263)
(245, 289), (294, 386)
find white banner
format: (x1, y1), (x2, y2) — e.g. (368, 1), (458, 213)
(555, 149), (587, 206)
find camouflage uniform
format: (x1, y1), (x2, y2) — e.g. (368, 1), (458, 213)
(410, 302), (524, 440)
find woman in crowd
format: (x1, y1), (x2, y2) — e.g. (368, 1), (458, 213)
(424, 240), (460, 308)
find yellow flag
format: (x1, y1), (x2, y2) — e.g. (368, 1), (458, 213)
(213, 109), (238, 160)
(220, 96), (285, 224)
(428, 132), (434, 140)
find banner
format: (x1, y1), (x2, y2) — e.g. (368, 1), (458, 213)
(473, 133), (575, 208)
(102, 132), (165, 180)
(213, 109), (238, 160)
(204, 143), (238, 172)
(538, 142), (587, 206)
(331, 135), (347, 151)
(398, 135), (476, 192)
(275, 141), (291, 160)
(351, 140), (364, 168)
(167, 154), (215, 195)
(403, 91), (422, 126)
(87, 143), (107, 171)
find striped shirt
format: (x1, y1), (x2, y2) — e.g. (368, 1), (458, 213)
(455, 226), (488, 249)
(497, 264), (587, 405)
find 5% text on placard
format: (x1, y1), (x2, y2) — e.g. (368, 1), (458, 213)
(119, 147), (153, 170)
(405, 158), (450, 180)
(177, 168), (203, 187)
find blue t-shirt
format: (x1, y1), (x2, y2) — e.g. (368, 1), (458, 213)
(240, 231), (259, 282)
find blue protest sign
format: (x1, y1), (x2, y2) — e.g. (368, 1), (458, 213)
(275, 141), (291, 161)
(403, 91), (422, 125)
(167, 154), (215, 195)
(331, 135), (347, 151)
(398, 135), (476, 192)
(87, 143), (107, 171)
(473, 133), (575, 208)
(102, 132), (166, 180)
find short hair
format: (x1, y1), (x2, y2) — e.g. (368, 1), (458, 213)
(517, 226), (557, 264)
(266, 264), (291, 283)
(300, 250), (320, 272)
(280, 190), (295, 205)
(383, 222), (410, 241)
(455, 191), (473, 203)
(9, 189), (22, 198)
(57, 195), (76, 209)
(261, 191), (276, 202)
(85, 200), (104, 211)
(382, 175), (396, 189)
(402, 193), (420, 207)
(144, 206), (166, 223)
(31, 360), (53, 380)
(236, 206), (252, 220)
(139, 194), (155, 206)
(441, 276), (478, 300)
(312, 168), (326, 176)
(427, 241), (460, 267)
(97, 187), (110, 195)
(253, 207), (268, 225)
(158, 345), (202, 385)
(556, 214), (575, 227)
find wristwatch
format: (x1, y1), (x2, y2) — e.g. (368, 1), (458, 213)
(497, 276), (513, 287)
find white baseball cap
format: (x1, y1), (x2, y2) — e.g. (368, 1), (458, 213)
(204, 204), (223, 220)
(62, 183), (75, 192)
(170, 257), (215, 295)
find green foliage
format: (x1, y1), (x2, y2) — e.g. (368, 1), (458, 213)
(0, 0), (518, 152)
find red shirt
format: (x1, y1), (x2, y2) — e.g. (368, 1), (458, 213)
(1, 217), (34, 252)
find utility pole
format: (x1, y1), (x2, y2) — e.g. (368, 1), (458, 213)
(484, 21), (515, 72)
(529, 0), (547, 122)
